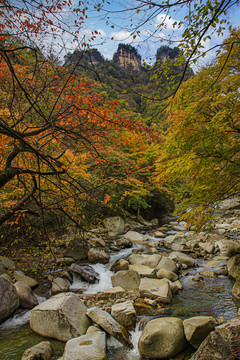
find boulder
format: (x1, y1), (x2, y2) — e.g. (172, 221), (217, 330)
(218, 198), (240, 210)
(51, 278), (70, 295)
(149, 230), (165, 238)
(14, 281), (38, 309)
(88, 236), (105, 248)
(227, 254), (240, 280)
(111, 300), (136, 330)
(116, 237), (132, 248)
(21, 341), (53, 360)
(111, 270), (140, 290)
(216, 240), (240, 257)
(30, 293), (91, 341)
(97, 287), (126, 300)
(62, 331), (106, 360)
(139, 278), (172, 303)
(200, 270), (217, 279)
(183, 316), (218, 349)
(129, 264), (156, 278)
(199, 242), (214, 254)
(164, 233), (186, 251)
(88, 248), (110, 264)
(123, 231), (148, 243)
(104, 216), (125, 236)
(191, 319), (240, 360)
(232, 279), (240, 300)
(169, 251), (195, 267)
(0, 276), (19, 323)
(86, 307), (133, 348)
(0, 256), (15, 275)
(64, 237), (89, 261)
(110, 259), (129, 272)
(155, 256), (178, 274)
(14, 274), (38, 288)
(156, 268), (178, 282)
(70, 264), (99, 283)
(138, 317), (186, 359)
(128, 254), (162, 268)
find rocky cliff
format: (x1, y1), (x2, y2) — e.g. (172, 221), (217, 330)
(113, 44), (142, 72)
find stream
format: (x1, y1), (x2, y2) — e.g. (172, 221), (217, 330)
(0, 231), (239, 360)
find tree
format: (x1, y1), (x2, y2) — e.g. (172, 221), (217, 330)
(156, 29), (240, 228)
(90, 0), (240, 94)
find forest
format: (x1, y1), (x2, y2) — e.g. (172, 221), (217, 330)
(0, 1), (240, 359)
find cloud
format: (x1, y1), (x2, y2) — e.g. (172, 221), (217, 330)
(110, 30), (133, 43)
(155, 14), (183, 31)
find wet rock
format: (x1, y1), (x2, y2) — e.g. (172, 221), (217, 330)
(88, 248), (110, 264)
(123, 231), (148, 243)
(192, 275), (203, 282)
(30, 293), (91, 341)
(128, 254), (162, 268)
(62, 331), (106, 360)
(21, 341), (53, 360)
(86, 307), (133, 348)
(232, 279), (240, 300)
(138, 317), (186, 359)
(156, 268), (178, 282)
(111, 300), (136, 330)
(129, 264), (156, 278)
(227, 254), (240, 280)
(200, 270), (217, 279)
(0, 276), (19, 323)
(14, 274), (38, 288)
(97, 287), (126, 300)
(164, 233), (186, 251)
(14, 281), (38, 309)
(70, 264), (99, 283)
(199, 242), (214, 254)
(149, 230), (165, 237)
(104, 216), (125, 237)
(190, 319), (240, 360)
(155, 256), (178, 274)
(116, 237), (132, 248)
(183, 316), (218, 349)
(110, 259), (129, 272)
(139, 278), (172, 303)
(64, 237), (89, 261)
(111, 270), (140, 290)
(216, 240), (240, 257)
(169, 251), (195, 267)
(51, 277), (70, 295)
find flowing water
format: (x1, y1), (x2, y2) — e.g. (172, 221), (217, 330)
(0, 236), (239, 360)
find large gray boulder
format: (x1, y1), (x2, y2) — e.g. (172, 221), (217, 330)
(30, 293), (91, 341)
(70, 264), (99, 283)
(155, 256), (178, 274)
(139, 278), (172, 303)
(14, 273), (38, 288)
(111, 300), (136, 330)
(138, 317), (186, 359)
(62, 332), (106, 360)
(232, 279), (240, 300)
(64, 237), (89, 261)
(21, 341), (53, 360)
(129, 264), (156, 278)
(216, 240), (240, 257)
(51, 278), (70, 295)
(111, 270), (140, 290)
(169, 251), (195, 267)
(123, 231), (148, 243)
(183, 316), (218, 349)
(227, 254), (240, 280)
(164, 234), (186, 251)
(0, 256), (15, 275)
(14, 281), (38, 309)
(191, 319), (240, 360)
(128, 254), (161, 268)
(88, 248), (110, 264)
(86, 307), (133, 348)
(104, 216), (125, 237)
(0, 276), (19, 323)
(156, 268), (178, 282)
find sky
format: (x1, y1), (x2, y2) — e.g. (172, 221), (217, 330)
(36, 0), (240, 70)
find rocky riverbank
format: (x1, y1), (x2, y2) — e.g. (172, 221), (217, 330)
(0, 198), (240, 359)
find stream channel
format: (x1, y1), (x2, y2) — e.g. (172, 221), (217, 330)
(0, 229), (239, 360)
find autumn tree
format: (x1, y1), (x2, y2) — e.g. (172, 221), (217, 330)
(156, 29), (240, 228)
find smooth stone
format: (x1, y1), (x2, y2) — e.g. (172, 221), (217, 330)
(129, 264), (156, 278)
(169, 251), (195, 267)
(155, 256), (178, 274)
(0, 277), (19, 323)
(156, 268), (178, 281)
(111, 300), (136, 330)
(14, 281), (38, 309)
(51, 278), (70, 295)
(111, 270), (140, 290)
(139, 278), (172, 303)
(183, 316), (218, 348)
(128, 254), (162, 268)
(21, 341), (53, 360)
